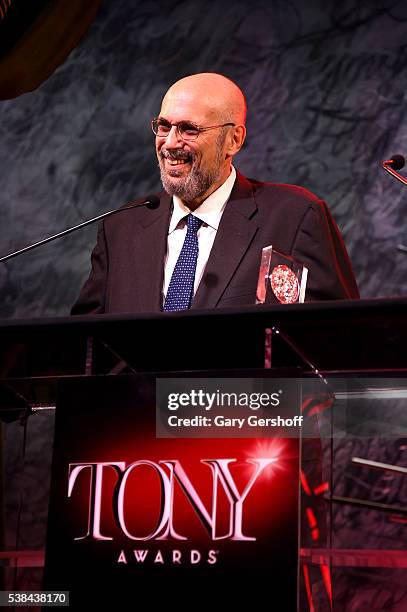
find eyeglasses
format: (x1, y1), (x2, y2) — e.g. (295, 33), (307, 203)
(151, 117), (236, 141)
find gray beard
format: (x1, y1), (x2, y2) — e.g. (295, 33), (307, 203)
(158, 136), (225, 204)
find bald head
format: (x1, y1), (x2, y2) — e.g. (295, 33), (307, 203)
(156, 73), (247, 209)
(161, 73), (247, 126)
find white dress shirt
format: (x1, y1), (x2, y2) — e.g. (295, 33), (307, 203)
(163, 166), (237, 303)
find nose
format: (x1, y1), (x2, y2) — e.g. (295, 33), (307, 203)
(164, 125), (183, 148)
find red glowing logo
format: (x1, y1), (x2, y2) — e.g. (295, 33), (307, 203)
(68, 457), (277, 542)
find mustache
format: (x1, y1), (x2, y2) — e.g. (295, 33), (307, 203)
(160, 149), (195, 162)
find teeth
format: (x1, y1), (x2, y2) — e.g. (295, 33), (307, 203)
(167, 159), (188, 165)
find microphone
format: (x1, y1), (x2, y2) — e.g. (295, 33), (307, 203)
(382, 154), (407, 186)
(381, 156), (407, 254)
(383, 154), (405, 170)
(0, 195), (160, 264)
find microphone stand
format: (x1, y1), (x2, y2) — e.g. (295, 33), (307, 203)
(382, 157), (407, 253)
(382, 159), (407, 187)
(0, 197), (159, 264)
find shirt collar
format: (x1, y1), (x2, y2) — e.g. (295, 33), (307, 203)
(169, 166), (237, 233)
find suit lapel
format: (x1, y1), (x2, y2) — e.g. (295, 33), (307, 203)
(133, 192), (172, 312)
(192, 172), (258, 309)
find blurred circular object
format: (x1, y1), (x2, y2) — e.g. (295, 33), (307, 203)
(270, 264), (299, 304)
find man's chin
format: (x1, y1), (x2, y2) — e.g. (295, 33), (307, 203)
(163, 174), (188, 190)
(159, 165), (207, 201)
(165, 169), (187, 178)
(161, 176), (187, 197)
(161, 168), (190, 189)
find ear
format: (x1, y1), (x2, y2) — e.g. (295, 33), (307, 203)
(225, 125), (246, 158)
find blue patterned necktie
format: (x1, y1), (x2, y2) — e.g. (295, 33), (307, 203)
(164, 214), (203, 311)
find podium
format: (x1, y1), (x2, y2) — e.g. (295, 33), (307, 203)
(1, 299), (406, 610)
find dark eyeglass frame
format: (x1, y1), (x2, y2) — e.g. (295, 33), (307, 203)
(151, 117), (236, 141)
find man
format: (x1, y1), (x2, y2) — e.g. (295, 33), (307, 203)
(72, 73), (359, 315)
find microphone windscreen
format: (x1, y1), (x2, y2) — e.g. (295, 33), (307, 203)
(145, 195), (160, 209)
(388, 154), (405, 171)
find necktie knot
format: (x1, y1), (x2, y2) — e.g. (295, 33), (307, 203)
(186, 214), (202, 233)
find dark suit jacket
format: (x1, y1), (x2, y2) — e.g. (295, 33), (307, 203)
(71, 171), (359, 314)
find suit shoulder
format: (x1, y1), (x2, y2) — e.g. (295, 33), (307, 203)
(249, 179), (322, 206)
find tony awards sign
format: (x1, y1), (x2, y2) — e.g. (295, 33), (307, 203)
(44, 376), (299, 609)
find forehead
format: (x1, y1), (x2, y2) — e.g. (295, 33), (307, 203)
(159, 88), (219, 124)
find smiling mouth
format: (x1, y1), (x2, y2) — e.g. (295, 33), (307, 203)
(162, 155), (193, 176)
(165, 158), (190, 166)
(161, 149), (193, 168)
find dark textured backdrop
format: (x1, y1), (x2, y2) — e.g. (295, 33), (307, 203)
(1, 2), (407, 608)
(1, 0), (407, 317)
